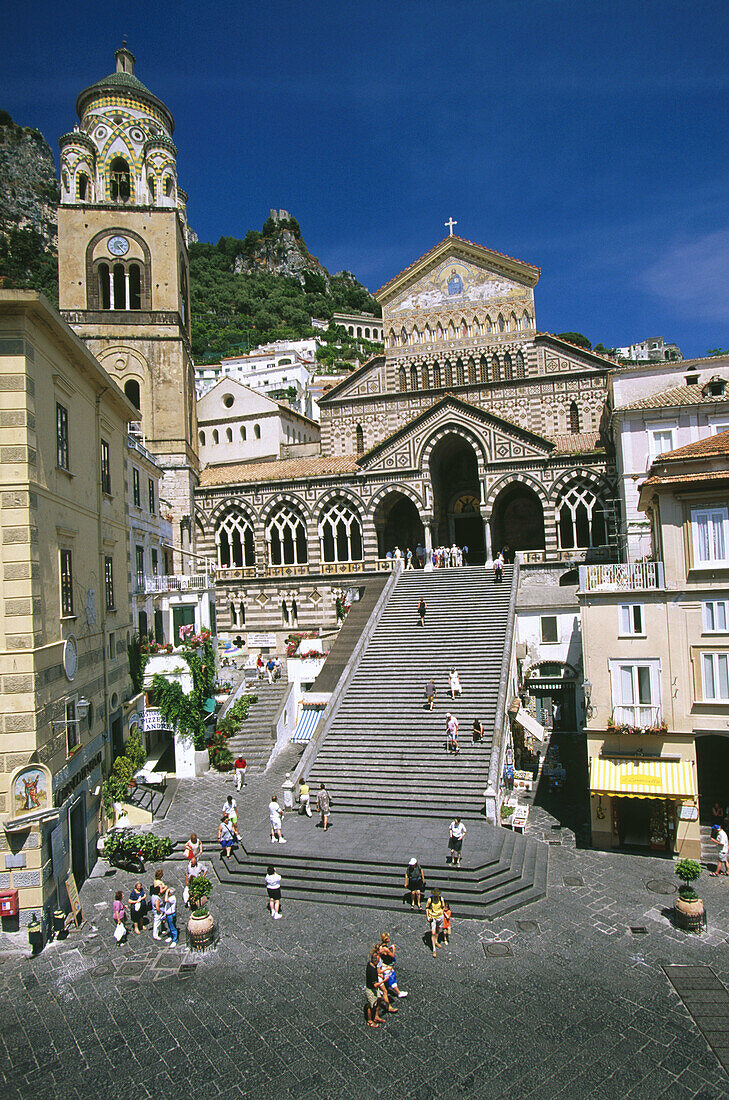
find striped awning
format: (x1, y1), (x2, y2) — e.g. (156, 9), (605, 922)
(291, 708), (322, 744)
(590, 757), (695, 800)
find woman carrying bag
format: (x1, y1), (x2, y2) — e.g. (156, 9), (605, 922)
(113, 890), (127, 943)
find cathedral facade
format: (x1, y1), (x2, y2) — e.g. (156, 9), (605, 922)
(195, 237), (617, 639)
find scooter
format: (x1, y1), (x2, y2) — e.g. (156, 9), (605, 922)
(98, 826), (146, 874)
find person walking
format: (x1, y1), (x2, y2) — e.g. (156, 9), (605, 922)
(266, 657), (276, 684)
(266, 864), (283, 918)
(462, 543), (469, 565)
(365, 948), (388, 1028)
(112, 890), (127, 944)
(234, 755), (247, 790)
(446, 712), (460, 754)
(378, 933), (408, 998)
(493, 552), (504, 583)
(223, 794), (238, 829)
(418, 597), (427, 628)
(150, 889), (168, 941)
(269, 795), (287, 843)
(472, 717), (484, 743)
(405, 857), (426, 909)
(710, 824), (729, 875)
(316, 783), (332, 830)
(442, 900), (452, 945)
(164, 887), (178, 944)
(129, 882), (147, 935)
(405, 547), (414, 570)
(448, 817), (467, 866)
(425, 677), (437, 711)
(219, 813), (237, 858)
(256, 653), (264, 679)
(298, 776), (312, 816)
(426, 889), (446, 957)
(448, 668), (462, 699)
(185, 833), (203, 862)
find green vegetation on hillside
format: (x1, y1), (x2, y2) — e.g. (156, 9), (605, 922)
(0, 226), (58, 304)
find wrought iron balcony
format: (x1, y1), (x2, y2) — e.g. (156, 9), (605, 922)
(143, 573), (215, 595)
(579, 561), (665, 593)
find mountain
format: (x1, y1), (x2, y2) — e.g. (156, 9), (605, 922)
(0, 111), (59, 301)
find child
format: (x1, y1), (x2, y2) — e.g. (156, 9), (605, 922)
(442, 901), (452, 945)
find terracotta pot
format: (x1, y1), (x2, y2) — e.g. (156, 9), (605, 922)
(186, 910), (216, 951)
(674, 896), (706, 932)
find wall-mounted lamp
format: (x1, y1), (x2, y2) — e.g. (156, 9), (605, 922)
(582, 679), (592, 704)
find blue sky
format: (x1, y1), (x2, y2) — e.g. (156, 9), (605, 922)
(4, 0), (728, 357)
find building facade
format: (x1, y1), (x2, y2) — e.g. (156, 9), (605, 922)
(56, 45), (199, 572)
(614, 336), (683, 363)
(580, 431), (729, 859)
(0, 291), (135, 922)
(195, 236), (618, 642)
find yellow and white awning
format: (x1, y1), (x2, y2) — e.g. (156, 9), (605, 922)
(590, 757), (695, 800)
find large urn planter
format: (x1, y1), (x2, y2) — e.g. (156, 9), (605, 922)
(186, 907), (217, 951)
(673, 859), (706, 934)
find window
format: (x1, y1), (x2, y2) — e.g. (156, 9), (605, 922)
(266, 504), (308, 566)
(109, 631), (115, 661)
(649, 428), (674, 462)
(104, 556), (115, 610)
(135, 545), (145, 589)
(78, 173), (89, 201)
(66, 698), (79, 755)
(704, 601), (729, 633)
(60, 549), (74, 616)
(254, 424), (261, 440)
(56, 402), (69, 470)
(319, 500), (363, 563)
(124, 378), (141, 409)
(151, 548), (159, 576)
(692, 507), (728, 566)
(132, 467), (140, 507)
(557, 482), (608, 549)
(199, 430), (206, 446)
(702, 653), (729, 701)
(569, 402), (580, 434)
(216, 511), (255, 568)
(109, 156), (131, 202)
(100, 439), (111, 494)
(148, 478), (155, 514)
(212, 429), (219, 445)
(240, 426), (246, 441)
(540, 616), (558, 644)
(609, 660), (661, 727)
(619, 604), (645, 636)
(226, 427), (233, 443)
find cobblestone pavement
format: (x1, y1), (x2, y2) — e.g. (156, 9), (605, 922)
(3, 763), (729, 1099)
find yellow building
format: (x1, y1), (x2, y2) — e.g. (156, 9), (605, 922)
(0, 291), (134, 924)
(580, 430), (729, 860)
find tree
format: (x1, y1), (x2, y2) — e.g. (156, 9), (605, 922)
(557, 332), (592, 350)
(706, 348), (729, 358)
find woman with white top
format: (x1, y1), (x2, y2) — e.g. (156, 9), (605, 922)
(266, 865), (283, 918)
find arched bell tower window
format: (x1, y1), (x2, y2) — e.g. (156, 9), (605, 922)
(148, 176), (156, 201)
(109, 156), (131, 202)
(124, 379), (141, 410)
(98, 263), (111, 309)
(164, 176), (173, 197)
(78, 173), (89, 201)
(129, 264), (141, 310)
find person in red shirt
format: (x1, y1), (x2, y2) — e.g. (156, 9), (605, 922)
(234, 755), (246, 790)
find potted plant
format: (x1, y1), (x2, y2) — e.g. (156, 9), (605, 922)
(673, 858), (706, 932)
(186, 874), (216, 951)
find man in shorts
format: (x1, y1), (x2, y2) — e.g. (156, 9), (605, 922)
(448, 817), (467, 866)
(365, 947), (389, 1028)
(316, 783), (332, 830)
(426, 888), (446, 957)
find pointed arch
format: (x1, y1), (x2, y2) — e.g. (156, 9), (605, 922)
(522, 310), (531, 330)
(216, 509), (256, 568)
(472, 316), (481, 337)
(515, 351), (525, 378)
(569, 401), (580, 434)
(433, 361), (442, 387)
(266, 502), (308, 565)
(503, 352), (513, 380)
(388, 328), (396, 348)
(355, 424), (364, 454)
(468, 356), (477, 384)
(498, 314), (506, 333)
(421, 362), (430, 389)
(444, 360), (453, 387)
(424, 324), (432, 343)
(109, 155), (131, 202)
(460, 317), (469, 339)
(318, 498), (364, 563)
(455, 358), (465, 386)
(398, 366), (407, 392)
(480, 354), (488, 383)
(412, 325), (420, 344)
(485, 315), (493, 334)
(436, 322), (445, 342)
(410, 364), (418, 389)
(557, 479), (608, 550)
(491, 353), (501, 381)
(401, 327), (408, 346)
(510, 312), (518, 331)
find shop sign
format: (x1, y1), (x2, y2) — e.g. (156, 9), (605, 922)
(678, 803), (699, 821)
(246, 632), (277, 648)
(54, 752), (102, 809)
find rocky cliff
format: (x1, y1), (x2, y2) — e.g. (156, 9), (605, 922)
(0, 111), (59, 245)
(231, 209), (331, 289)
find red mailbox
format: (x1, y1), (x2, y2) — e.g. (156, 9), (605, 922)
(0, 889), (19, 917)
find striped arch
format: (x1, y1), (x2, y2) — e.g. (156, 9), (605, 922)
(209, 496), (259, 527)
(483, 471), (550, 511)
(260, 492), (311, 526)
(315, 485), (368, 516)
(418, 422), (489, 481)
(368, 482), (425, 517)
(548, 468), (614, 507)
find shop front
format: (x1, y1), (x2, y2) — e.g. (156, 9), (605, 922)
(589, 754), (701, 859)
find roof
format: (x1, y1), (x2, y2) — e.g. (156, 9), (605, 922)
(615, 383), (729, 413)
(550, 432), (603, 454)
(198, 454), (359, 487)
(516, 584), (579, 610)
(641, 470), (729, 489)
(655, 428), (729, 462)
(535, 333), (617, 367)
(376, 236), (540, 299)
(614, 353), (729, 374)
(76, 70), (174, 132)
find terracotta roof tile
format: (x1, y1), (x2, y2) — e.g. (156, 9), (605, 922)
(642, 470), (729, 488)
(657, 428), (729, 461)
(376, 236), (539, 296)
(549, 432), (603, 454)
(198, 454), (359, 487)
(616, 384), (729, 412)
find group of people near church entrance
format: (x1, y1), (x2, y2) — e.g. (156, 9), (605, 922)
(385, 544), (469, 568)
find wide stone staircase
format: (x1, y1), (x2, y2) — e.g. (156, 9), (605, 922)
(307, 565), (514, 819)
(225, 681), (289, 772)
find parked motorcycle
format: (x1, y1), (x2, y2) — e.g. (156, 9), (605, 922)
(99, 826), (146, 874)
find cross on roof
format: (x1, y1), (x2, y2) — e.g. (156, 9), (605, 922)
(444, 217), (458, 236)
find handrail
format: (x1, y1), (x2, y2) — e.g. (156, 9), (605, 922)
(578, 561), (665, 592)
(485, 559), (520, 824)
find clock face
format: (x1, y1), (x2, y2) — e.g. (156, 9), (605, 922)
(63, 635), (78, 682)
(108, 235), (129, 257)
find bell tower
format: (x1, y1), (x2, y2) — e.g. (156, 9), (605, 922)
(57, 44), (198, 567)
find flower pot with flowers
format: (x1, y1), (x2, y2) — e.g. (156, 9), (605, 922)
(673, 858), (706, 932)
(186, 874), (217, 951)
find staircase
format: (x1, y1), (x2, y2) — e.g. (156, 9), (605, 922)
(226, 681), (289, 772)
(307, 565), (515, 819)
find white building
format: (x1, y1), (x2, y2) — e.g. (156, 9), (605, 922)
(332, 312), (384, 342)
(197, 377), (320, 468)
(516, 581), (584, 731)
(196, 337), (320, 415)
(614, 336), (682, 363)
(611, 357), (729, 560)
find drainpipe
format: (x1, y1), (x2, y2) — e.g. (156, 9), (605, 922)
(95, 390), (111, 776)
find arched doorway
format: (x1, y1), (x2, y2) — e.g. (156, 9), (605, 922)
(491, 483), (545, 554)
(374, 491), (424, 557)
(696, 735), (729, 822)
(428, 432), (485, 560)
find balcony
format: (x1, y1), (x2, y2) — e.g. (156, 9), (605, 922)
(608, 706), (666, 734)
(143, 573), (214, 595)
(214, 558), (399, 581)
(579, 561), (665, 593)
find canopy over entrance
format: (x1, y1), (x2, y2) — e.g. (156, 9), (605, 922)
(590, 757), (695, 800)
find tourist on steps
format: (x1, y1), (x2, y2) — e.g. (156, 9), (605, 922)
(448, 667), (462, 699)
(493, 552), (504, 583)
(269, 795), (287, 843)
(472, 717), (484, 743)
(418, 598), (427, 628)
(445, 712), (459, 754)
(266, 864), (283, 918)
(405, 857), (426, 909)
(425, 677), (437, 710)
(298, 776), (312, 816)
(316, 783), (332, 830)
(448, 817), (467, 867)
(426, 889), (446, 957)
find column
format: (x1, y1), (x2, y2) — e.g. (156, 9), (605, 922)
(424, 523), (434, 571)
(124, 270), (130, 311)
(483, 518), (492, 560)
(108, 270), (114, 309)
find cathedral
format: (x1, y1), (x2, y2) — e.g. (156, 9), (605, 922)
(54, 48), (617, 640)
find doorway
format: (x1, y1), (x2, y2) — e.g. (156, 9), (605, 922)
(490, 483), (545, 554)
(69, 795), (87, 888)
(374, 492), (424, 557)
(696, 735), (729, 822)
(428, 433), (485, 560)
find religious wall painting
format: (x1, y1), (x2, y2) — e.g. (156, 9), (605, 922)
(388, 259), (528, 315)
(10, 763), (52, 820)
